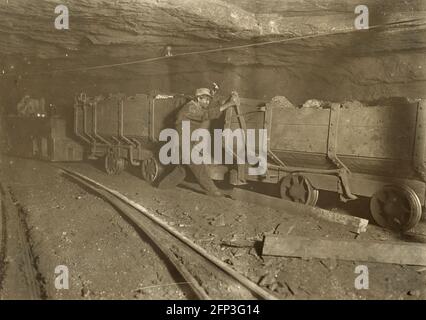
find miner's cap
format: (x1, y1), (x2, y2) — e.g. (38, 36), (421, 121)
(195, 88), (212, 98)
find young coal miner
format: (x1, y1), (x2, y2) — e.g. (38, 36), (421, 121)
(158, 88), (240, 197)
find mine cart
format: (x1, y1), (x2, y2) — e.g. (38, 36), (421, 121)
(73, 91), (255, 183)
(222, 96), (426, 231)
(74, 94), (258, 183)
(74, 92), (189, 183)
(5, 115), (83, 162)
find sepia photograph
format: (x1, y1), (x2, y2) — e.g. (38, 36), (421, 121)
(0, 0), (425, 308)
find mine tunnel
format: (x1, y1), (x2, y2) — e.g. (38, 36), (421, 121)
(0, 0), (425, 301)
(0, 1), (425, 112)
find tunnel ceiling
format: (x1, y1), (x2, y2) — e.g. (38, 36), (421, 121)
(1, 0), (426, 103)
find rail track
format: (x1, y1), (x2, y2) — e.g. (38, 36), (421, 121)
(0, 181), (45, 299)
(59, 167), (277, 300)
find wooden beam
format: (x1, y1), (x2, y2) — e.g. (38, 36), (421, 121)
(263, 235), (426, 266)
(231, 188), (368, 233)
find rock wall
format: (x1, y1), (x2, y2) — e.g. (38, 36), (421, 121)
(0, 0), (425, 112)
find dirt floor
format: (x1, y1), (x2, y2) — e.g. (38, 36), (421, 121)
(0, 154), (425, 300)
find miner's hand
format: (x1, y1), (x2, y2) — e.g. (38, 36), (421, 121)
(219, 92), (241, 112)
(230, 91), (240, 106)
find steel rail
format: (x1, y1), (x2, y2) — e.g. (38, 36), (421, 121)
(59, 167), (277, 300)
(0, 182), (44, 299)
(61, 171), (210, 299)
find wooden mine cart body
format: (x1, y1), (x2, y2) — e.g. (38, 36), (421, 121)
(74, 92), (262, 182)
(74, 93), (189, 182)
(5, 115), (83, 162)
(224, 97), (426, 231)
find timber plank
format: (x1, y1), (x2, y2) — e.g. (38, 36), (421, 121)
(231, 188), (368, 233)
(263, 235), (426, 266)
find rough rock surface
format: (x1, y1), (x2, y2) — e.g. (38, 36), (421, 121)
(0, 0), (425, 110)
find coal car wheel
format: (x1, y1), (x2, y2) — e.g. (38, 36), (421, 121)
(115, 158), (126, 174)
(104, 151), (117, 175)
(141, 157), (159, 184)
(104, 149), (124, 175)
(370, 185), (422, 231)
(280, 173), (319, 206)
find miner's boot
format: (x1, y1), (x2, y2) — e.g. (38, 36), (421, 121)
(190, 165), (223, 197)
(157, 165), (186, 189)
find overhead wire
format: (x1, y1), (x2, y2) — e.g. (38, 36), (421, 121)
(1, 17), (425, 79)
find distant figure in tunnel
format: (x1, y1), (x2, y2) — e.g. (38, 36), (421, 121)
(158, 87), (239, 197)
